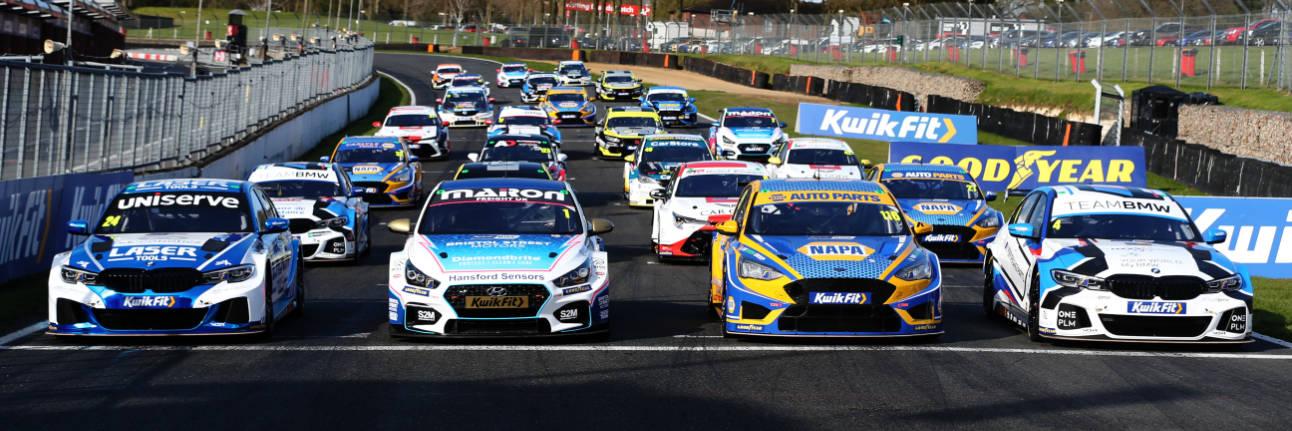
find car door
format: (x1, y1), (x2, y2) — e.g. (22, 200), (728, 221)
(255, 188), (291, 304)
(998, 193), (1041, 298)
(711, 186), (754, 304)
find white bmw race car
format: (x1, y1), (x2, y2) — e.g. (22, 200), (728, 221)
(651, 161), (768, 261)
(766, 138), (864, 180)
(386, 178), (616, 337)
(249, 162), (371, 263)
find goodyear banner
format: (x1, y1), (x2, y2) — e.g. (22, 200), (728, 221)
(1177, 196), (1292, 278)
(795, 102), (978, 145)
(0, 171), (133, 284)
(888, 142), (1147, 193)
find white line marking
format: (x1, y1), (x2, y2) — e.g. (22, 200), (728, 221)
(2, 343), (1291, 360)
(1254, 332), (1292, 349)
(0, 322), (47, 347)
(673, 335), (720, 338)
(375, 70), (417, 106)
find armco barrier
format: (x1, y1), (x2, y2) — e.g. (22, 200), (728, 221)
(926, 95), (1101, 146)
(1127, 128), (1292, 197)
(0, 171), (134, 285)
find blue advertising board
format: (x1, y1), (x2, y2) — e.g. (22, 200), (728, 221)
(1177, 196), (1292, 278)
(795, 102), (978, 145)
(0, 171), (133, 284)
(888, 141), (1147, 193)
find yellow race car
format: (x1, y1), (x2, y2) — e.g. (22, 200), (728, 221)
(594, 107), (664, 159)
(539, 86), (597, 126)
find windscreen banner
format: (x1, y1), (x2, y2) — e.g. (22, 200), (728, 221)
(1177, 196), (1292, 278)
(888, 141), (1147, 193)
(795, 102), (978, 145)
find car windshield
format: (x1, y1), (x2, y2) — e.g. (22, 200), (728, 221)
(97, 192), (254, 234)
(724, 115), (777, 128)
(674, 174), (762, 198)
(481, 146), (552, 163)
(456, 164), (551, 180)
(256, 180), (341, 198)
(648, 93), (686, 103)
(883, 179), (981, 200)
(608, 117), (658, 128)
(529, 76), (558, 86)
(384, 114), (438, 127)
(749, 201), (907, 236)
(605, 75), (634, 83)
(420, 202), (581, 234)
(502, 115), (547, 126)
(445, 92), (485, 104)
(547, 93), (585, 104)
(451, 78), (479, 86)
(788, 149), (857, 166)
(641, 143), (711, 163)
(438, 67), (462, 74)
(334, 145), (402, 163)
(559, 65), (586, 75)
(1049, 214), (1200, 241)
(502, 66), (526, 73)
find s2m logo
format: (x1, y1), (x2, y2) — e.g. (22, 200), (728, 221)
(900, 150), (1139, 190)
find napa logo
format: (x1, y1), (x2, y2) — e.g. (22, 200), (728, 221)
(913, 202), (962, 215)
(351, 165), (384, 175)
(797, 242), (874, 261)
(890, 142), (1147, 193)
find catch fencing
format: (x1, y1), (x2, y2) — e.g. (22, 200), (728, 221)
(0, 38), (374, 181)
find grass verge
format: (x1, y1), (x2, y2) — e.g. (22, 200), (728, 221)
(301, 75), (411, 162)
(1254, 278), (1292, 342)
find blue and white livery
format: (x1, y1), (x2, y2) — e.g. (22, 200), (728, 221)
(708, 107), (787, 159)
(437, 87), (495, 127)
(386, 179), (615, 337)
(640, 86), (699, 127)
(488, 106), (563, 145)
(249, 162), (372, 263)
(495, 63), (529, 87)
(48, 179), (304, 337)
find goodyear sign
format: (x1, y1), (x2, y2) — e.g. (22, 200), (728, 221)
(1177, 196), (1292, 278)
(888, 142), (1146, 193)
(795, 103), (978, 145)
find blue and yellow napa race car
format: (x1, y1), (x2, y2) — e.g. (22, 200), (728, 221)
(48, 179), (305, 337)
(870, 163), (1003, 263)
(385, 178), (615, 337)
(248, 162), (372, 263)
(325, 136), (424, 207)
(540, 86), (597, 126)
(708, 180), (942, 338)
(640, 86), (699, 127)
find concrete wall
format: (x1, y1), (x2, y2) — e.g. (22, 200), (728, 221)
(788, 64), (985, 106)
(1178, 105), (1292, 166)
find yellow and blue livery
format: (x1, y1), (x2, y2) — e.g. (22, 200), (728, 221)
(325, 137), (424, 208)
(708, 179), (942, 337)
(870, 163), (1003, 263)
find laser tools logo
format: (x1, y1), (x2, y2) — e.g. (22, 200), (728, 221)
(795, 103), (978, 145)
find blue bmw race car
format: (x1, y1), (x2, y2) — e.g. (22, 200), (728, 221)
(640, 86), (699, 127)
(871, 163), (1003, 264)
(326, 136), (424, 208)
(48, 179), (305, 337)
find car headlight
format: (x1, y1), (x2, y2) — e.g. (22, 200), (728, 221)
(721, 136), (736, 147)
(895, 252), (933, 281)
(553, 259), (594, 287)
(61, 266), (98, 284)
(405, 261), (439, 288)
(739, 259), (785, 281)
(324, 216), (349, 229)
(1206, 274), (1243, 292)
(1051, 269), (1105, 290)
(604, 135), (621, 143)
(975, 215), (1001, 228)
(203, 264), (255, 284)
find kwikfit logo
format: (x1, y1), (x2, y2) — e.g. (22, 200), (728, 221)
(1126, 301), (1185, 314)
(818, 109), (954, 142)
(809, 292), (868, 305)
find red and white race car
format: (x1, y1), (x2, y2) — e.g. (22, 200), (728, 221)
(431, 63), (465, 89)
(650, 161), (768, 261)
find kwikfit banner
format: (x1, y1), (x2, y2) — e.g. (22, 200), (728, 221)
(795, 102), (978, 145)
(0, 171), (133, 284)
(888, 142), (1147, 193)
(1177, 196), (1292, 278)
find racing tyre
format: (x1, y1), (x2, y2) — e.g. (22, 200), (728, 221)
(291, 257), (306, 318)
(257, 270), (277, 340)
(1026, 272), (1042, 342)
(982, 257), (997, 318)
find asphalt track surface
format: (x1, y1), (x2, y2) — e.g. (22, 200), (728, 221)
(2, 53), (1292, 429)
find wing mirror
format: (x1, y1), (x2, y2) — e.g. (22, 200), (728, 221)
(67, 220), (89, 235)
(319, 156), (330, 162)
(649, 189), (667, 200)
(720, 150), (737, 159)
(558, 153), (569, 162)
(589, 218), (615, 235)
(264, 217), (290, 233)
(984, 191), (998, 202)
(1007, 223), (1038, 239)
(687, 97), (696, 103)
(778, 121), (788, 128)
(624, 154), (636, 163)
(767, 156), (783, 165)
(388, 218), (412, 234)
(1204, 228), (1228, 244)
(466, 153), (480, 162)
(912, 222), (934, 235)
(715, 220), (740, 236)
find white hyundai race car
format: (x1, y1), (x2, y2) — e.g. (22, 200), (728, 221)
(248, 162), (371, 263)
(495, 63), (529, 88)
(766, 138), (864, 180)
(372, 105), (450, 159)
(386, 178), (616, 337)
(708, 107), (788, 160)
(650, 161), (768, 261)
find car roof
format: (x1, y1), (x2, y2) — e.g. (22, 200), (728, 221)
(676, 161), (768, 177)
(386, 105), (436, 115)
(558, 60), (585, 65)
(453, 74), (482, 79)
(337, 136), (403, 150)
(501, 63), (526, 67)
(877, 163), (973, 181)
(606, 109), (660, 118)
(446, 87), (486, 94)
(647, 86), (688, 94)
(787, 138), (850, 150)
(439, 177), (567, 191)
(1043, 185), (1186, 220)
(249, 162), (340, 183)
(547, 87), (586, 94)
(724, 107), (774, 115)
(527, 73), (558, 78)
(122, 178), (248, 194)
(604, 70), (633, 76)
(644, 133), (705, 142)
(459, 161), (549, 172)
(500, 105), (546, 115)
(436, 63), (462, 69)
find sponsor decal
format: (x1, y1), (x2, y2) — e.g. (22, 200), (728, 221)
(913, 202), (962, 215)
(107, 246), (199, 262)
(796, 102), (977, 145)
(726, 110), (774, 118)
(797, 242), (874, 261)
(887, 171), (969, 181)
(350, 165), (385, 175)
(558, 308), (580, 321)
(922, 234), (961, 243)
(402, 286), (431, 296)
(438, 188), (567, 202)
(1056, 199), (1177, 216)
(445, 272), (546, 282)
(809, 292), (870, 305)
(562, 285), (592, 295)
(1126, 301), (1187, 315)
(465, 296), (529, 309)
(1226, 311), (1248, 333)
(760, 191), (883, 204)
(891, 142), (1147, 193)
(416, 309), (438, 322)
(116, 194), (240, 210)
(1176, 196), (1292, 278)
(735, 324), (764, 331)
(121, 296), (177, 308)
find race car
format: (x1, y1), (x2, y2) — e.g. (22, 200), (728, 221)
(540, 87), (597, 126)
(623, 134), (715, 207)
(495, 63), (529, 87)
(708, 179), (942, 338)
(447, 73), (490, 97)
(385, 178), (615, 337)
(437, 87), (495, 128)
(431, 63), (465, 89)
(372, 105), (450, 159)
(454, 161), (554, 180)
(555, 60), (592, 86)
(325, 136), (424, 207)
(594, 107), (663, 159)
(248, 162), (372, 263)
(488, 106), (563, 144)
(651, 161), (768, 261)
(640, 86), (699, 127)
(520, 73), (560, 104)
(766, 138), (864, 180)
(984, 184), (1251, 344)
(871, 163), (1001, 264)
(48, 179), (305, 337)
(468, 135), (569, 181)
(708, 107), (788, 160)
(595, 70), (643, 101)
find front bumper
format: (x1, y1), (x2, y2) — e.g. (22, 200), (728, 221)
(723, 275), (943, 337)
(595, 135), (642, 158)
(559, 76), (591, 86)
(656, 223), (716, 259)
(916, 226), (995, 264)
(1034, 287), (1252, 343)
(599, 87), (642, 100)
(296, 228), (355, 261)
(657, 111), (698, 127)
(626, 180), (663, 207)
(551, 111), (596, 126)
(47, 272), (270, 336)
(440, 111), (492, 128)
(497, 76), (525, 87)
(716, 141), (779, 159)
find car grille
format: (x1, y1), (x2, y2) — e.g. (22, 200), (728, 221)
(444, 284), (549, 318)
(778, 279), (902, 333)
(737, 144), (771, 154)
(918, 226), (981, 261)
(301, 244), (320, 257)
(1099, 314), (1212, 338)
(91, 308), (208, 331)
(444, 318), (552, 335)
(289, 219), (317, 234)
(454, 110), (478, 116)
(1106, 275), (1207, 300)
(97, 268), (204, 294)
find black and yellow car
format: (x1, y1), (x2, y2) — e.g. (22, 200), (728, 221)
(595, 70), (644, 101)
(594, 107), (664, 159)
